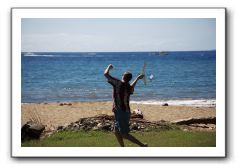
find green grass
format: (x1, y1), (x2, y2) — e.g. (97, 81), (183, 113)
(22, 129), (216, 147)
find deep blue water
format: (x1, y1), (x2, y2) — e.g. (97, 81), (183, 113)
(21, 51), (216, 103)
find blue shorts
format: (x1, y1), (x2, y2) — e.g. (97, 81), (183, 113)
(114, 110), (131, 134)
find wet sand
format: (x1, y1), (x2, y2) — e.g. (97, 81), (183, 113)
(22, 102), (215, 129)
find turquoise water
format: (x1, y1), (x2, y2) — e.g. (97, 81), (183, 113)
(21, 51), (216, 103)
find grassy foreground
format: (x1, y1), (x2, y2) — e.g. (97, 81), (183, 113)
(22, 129), (216, 147)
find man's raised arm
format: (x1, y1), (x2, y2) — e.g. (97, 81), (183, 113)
(104, 64), (113, 78)
(104, 64), (120, 86)
(131, 74), (144, 91)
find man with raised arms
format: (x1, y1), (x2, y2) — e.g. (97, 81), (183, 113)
(104, 64), (148, 147)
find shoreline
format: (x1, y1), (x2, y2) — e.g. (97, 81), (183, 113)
(21, 98), (216, 107)
(22, 101), (216, 130)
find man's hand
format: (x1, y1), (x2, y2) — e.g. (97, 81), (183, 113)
(104, 64), (113, 76)
(108, 64), (113, 70)
(138, 74), (144, 79)
(131, 74), (144, 88)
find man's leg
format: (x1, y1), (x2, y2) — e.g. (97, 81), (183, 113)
(115, 131), (125, 147)
(121, 133), (148, 147)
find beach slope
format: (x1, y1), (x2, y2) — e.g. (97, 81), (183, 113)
(22, 102), (216, 129)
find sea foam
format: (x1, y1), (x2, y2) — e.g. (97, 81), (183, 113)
(131, 99), (216, 107)
(24, 54), (56, 57)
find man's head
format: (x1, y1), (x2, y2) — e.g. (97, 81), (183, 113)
(122, 71), (133, 83)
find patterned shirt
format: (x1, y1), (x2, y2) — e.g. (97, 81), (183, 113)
(106, 74), (134, 112)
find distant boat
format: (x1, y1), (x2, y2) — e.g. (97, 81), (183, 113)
(158, 51), (169, 56)
(24, 52), (35, 56)
(87, 52), (96, 56)
(150, 51), (169, 56)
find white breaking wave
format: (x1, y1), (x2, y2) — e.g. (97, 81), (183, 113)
(131, 99), (216, 107)
(24, 54), (56, 57)
(24, 53), (56, 57)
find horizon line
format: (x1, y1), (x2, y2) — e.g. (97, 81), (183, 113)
(21, 50), (216, 53)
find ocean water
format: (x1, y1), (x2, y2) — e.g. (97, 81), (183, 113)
(22, 51), (216, 106)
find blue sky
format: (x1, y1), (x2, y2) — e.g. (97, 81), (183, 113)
(22, 18), (216, 52)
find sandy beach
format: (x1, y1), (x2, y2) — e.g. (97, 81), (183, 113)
(21, 102), (216, 129)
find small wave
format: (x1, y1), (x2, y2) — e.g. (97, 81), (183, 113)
(23, 52), (59, 57)
(131, 99), (216, 107)
(24, 54), (57, 57)
(21, 102), (31, 104)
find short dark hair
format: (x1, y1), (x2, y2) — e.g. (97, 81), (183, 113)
(123, 72), (132, 82)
